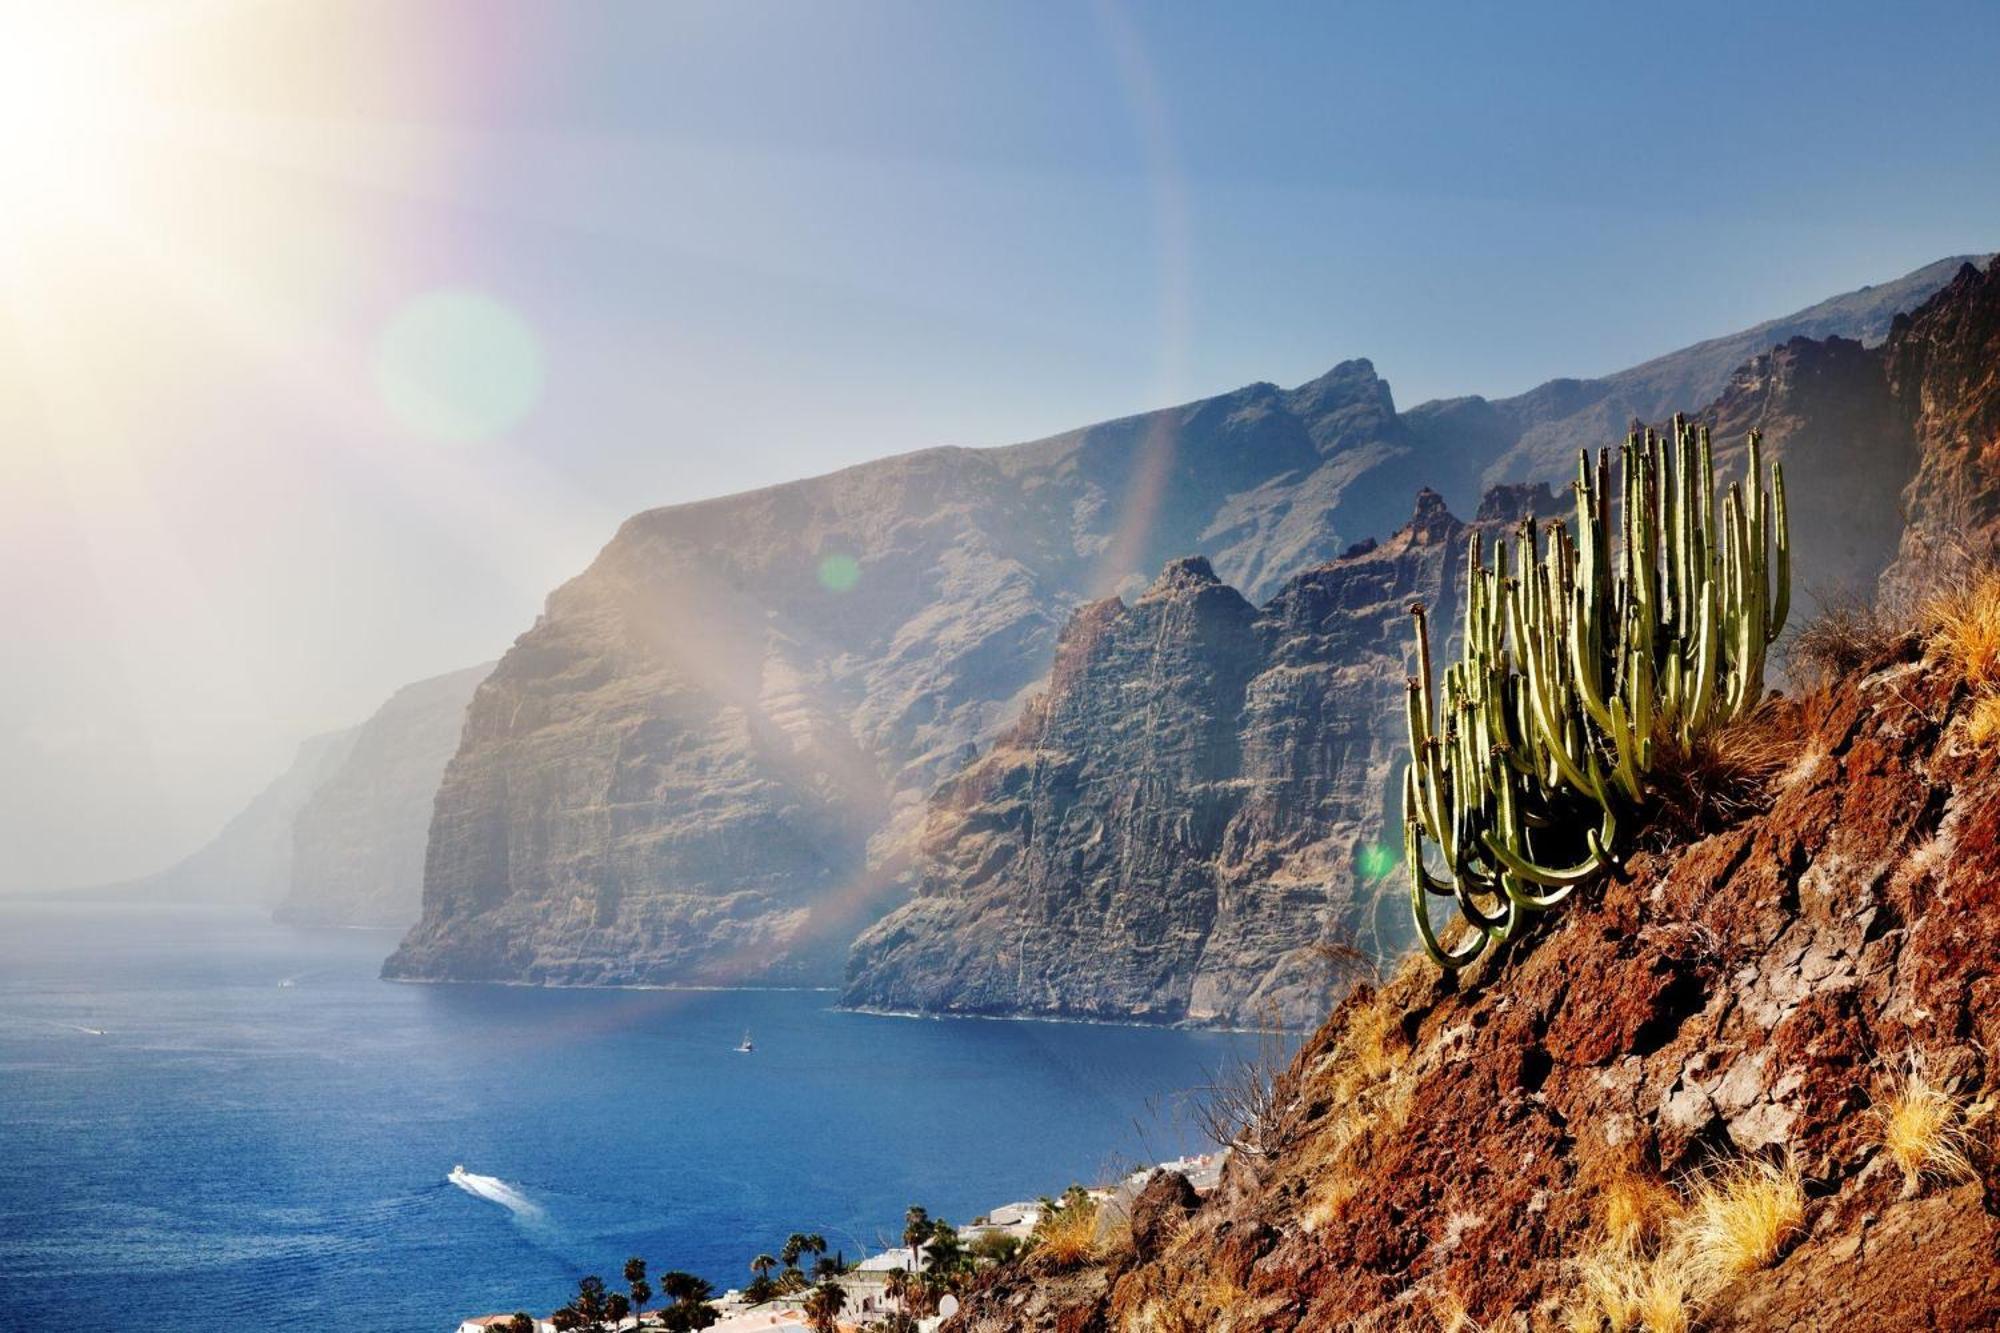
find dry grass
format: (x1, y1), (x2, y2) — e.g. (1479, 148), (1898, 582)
(1924, 570), (2000, 691)
(1966, 693), (2000, 745)
(1785, 593), (1903, 689)
(1599, 1174), (1683, 1248)
(1113, 1268), (1245, 1333)
(1292, 977), (1417, 1235)
(1877, 1061), (1978, 1191)
(1562, 1157), (1804, 1332)
(1030, 1191), (1101, 1269)
(1192, 1010), (1295, 1160)
(1678, 1156), (1805, 1290)
(1563, 1241), (1695, 1333)
(1638, 706), (1793, 847)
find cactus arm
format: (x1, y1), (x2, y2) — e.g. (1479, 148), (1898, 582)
(1768, 461), (1791, 641)
(1407, 822), (1489, 969)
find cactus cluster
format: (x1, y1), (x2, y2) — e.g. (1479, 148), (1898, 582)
(1405, 416), (1790, 968)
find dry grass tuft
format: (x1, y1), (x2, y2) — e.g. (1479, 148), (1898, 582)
(1877, 1060), (1978, 1191)
(1562, 1157), (1804, 1331)
(1967, 694), (2000, 745)
(1924, 571), (2000, 691)
(1638, 706), (1792, 847)
(1293, 979), (1417, 1238)
(1030, 1190), (1101, 1269)
(1786, 593), (1903, 689)
(1113, 1267), (1245, 1333)
(1600, 1174), (1684, 1248)
(1564, 1241), (1695, 1333)
(1423, 1290), (1487, 1333)
(1678, 1156), (1805, 1290)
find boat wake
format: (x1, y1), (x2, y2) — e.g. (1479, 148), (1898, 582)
(446, 1165), (544, 1221)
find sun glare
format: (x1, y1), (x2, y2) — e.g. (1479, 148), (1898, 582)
(0, 7), (135, 236)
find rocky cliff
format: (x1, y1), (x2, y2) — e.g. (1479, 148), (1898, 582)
(842, 487), (1563, 1029)
(1880, 257), (2000, 608)
(275, 664), (490, 928)
(947, 632), (2000, 1331)
(841, 266), (1998, 1029)
(388, 259), (1974, 990)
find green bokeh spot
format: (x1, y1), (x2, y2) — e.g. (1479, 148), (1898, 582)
(817, 553), (861, 593)
(374, 289), (544, 442)
(1358, 843), (1397, 880)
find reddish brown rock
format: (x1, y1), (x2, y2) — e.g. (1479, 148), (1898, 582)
(946, 643), (2000, 1330)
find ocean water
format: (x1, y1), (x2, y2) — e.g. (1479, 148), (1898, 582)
(0, 900), (1255, 1332)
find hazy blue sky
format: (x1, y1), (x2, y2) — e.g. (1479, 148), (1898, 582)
(4, 0), (1997, 888)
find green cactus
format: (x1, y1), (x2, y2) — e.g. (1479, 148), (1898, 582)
(1406, 416), (1789, 968)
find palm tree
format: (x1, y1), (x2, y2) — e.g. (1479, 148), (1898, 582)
(801, 1232), (828, 1272)
(902, 1205), (934, 1279)
(884, 1267), (912, 1314)
(803, 1280), (847, 1333)
(624, 1257), (651, 1325)
(750, 1253), (777, 1283)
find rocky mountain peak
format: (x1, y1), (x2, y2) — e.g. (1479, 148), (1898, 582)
(1140, 554), (1224, 598)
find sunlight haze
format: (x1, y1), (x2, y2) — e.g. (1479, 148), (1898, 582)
(4, 0), (1997, 889)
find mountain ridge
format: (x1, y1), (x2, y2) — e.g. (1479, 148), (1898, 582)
(389, 255), (1983, 996)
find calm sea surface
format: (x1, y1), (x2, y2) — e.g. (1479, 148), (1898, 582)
(0, 900), (1253, 1332)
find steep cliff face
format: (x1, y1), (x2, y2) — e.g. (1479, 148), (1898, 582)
(387, 364), (1457, 986)
(1697, 332), (1913, 602)
(1881, 257), (2000, 608)
(390, 260), (1973, 990)
(275, 664), (490, 928)
(948, 641), (2000, 1331)
(842, 487), (1564, 1029)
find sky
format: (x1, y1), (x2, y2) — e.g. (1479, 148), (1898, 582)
(3, 0), (1998, 890)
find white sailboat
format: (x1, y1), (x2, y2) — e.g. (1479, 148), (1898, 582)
(735, 1030), (755, 1053)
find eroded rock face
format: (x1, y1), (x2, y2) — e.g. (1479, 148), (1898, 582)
(947, 645), (2000, 1331)
(387, 365), (1444, 985)
(842, 487), (1564, 1028)
(1881, 256), (2000, 608)
(275, 664), (490, 929)
(388, 260), (1975, 991)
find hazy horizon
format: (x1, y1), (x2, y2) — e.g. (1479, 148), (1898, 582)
(7, 0), (2000, 890)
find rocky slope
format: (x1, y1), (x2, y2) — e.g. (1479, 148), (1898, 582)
(389, 260), (1972, 990)
(948, 635), (2000, 1331)
(842, 487), (1564, 1029)
(275, 664), (491, 928)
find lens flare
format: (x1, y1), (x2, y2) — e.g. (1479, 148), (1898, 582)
(373, 289), (544, 442)
(1358, 842), (1397, 880)
(817, 553), (861, 593)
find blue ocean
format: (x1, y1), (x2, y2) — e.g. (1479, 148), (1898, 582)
(0, 900), (1252, 1332)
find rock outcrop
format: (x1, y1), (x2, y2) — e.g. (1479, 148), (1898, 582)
(275, 664), (490, 928)
(1881, 257), (2000, 608)
(947, 638), (2000, 1331)
(388, 259), (1974, 990)
(842, 487), (1563, 1029)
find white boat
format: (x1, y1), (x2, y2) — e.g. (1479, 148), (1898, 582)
(735, 1030), (754, 1053)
